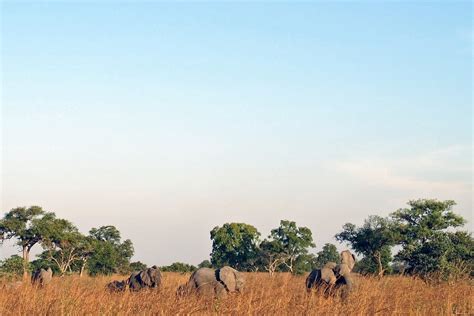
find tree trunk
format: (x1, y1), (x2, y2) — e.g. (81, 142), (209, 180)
(22, 247), (30, 279)
(79, 259), (87, 277)
(376, 252), (384, 277)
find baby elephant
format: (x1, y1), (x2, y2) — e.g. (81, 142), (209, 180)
(106, 280), (128, 292)
(31, 267), (53, 287)
(306, 250), (356, 300)
(178, 266), (244, 298)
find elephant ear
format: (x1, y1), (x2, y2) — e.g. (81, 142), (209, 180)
(340, 250), (356, 271)
(218, 266), (237, 292)
(139, 269), (152, 286)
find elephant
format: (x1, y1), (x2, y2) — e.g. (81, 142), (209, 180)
(31, 267), (53, 287)
(178, 266), (244, 298)
(106, 280), (128, 292)
(127, 265), (162, 291)
(306, 250), (356, 300)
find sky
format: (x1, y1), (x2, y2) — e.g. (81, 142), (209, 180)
(1, 1), (472, 266)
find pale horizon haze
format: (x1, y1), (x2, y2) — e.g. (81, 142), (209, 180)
(1, 2), (472, 266)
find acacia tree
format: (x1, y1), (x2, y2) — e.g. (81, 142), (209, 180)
(0, 206), (65, 278)
(210, 223), (261, 271)
(336, 215), (396, 276)
(268, 220), (315, 274)
(391, 199), (470, 278)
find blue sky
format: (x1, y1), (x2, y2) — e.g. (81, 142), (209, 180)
(1, 2), (472, 265)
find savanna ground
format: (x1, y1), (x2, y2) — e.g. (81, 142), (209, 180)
(0, 273), (472, 315)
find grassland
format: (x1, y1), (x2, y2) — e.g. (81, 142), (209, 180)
(0, 273), (472, 315)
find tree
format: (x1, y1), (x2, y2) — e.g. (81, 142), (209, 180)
(314, 243), (340, 269)
(258, 239), (286, 276)
(87, 226), (134, 276)
(391, 199), (470, 278)
(129, 261), (148, 272)
(262, 220), (315, 273)
(40, 220), (85, 275)
(197, 260), (212, 269)
(210, 223), (261, 271)
(0, 255), (26, 276)
(353, 247), (392, 275)
(161, 262), (197, 273)
(391, 200), (465, 246)
(268, 220), (315, 274)
(336, 215), (396, 276)
(293, 253), (317, 275)
(0, 206), (66, 278)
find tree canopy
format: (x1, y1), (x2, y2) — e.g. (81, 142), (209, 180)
(210, 223), (261, 271)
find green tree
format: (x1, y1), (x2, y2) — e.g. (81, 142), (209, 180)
(391, 199), (465, 246)
(293, 253), (317, 275)
(336, 215), (396, 276)
(210, 223), (261, 271)
(353, 247), (392, 275)
(129, 261), (148, 272)
(0, 255), (26, 276)
(314, 243), (340, 269)
(161, 262), (197, 273)
(268, 220), (315, 274)
(258, 239), (286, 275)
(197, 260), (212, 269)
(0, 206), (68, 278)
(40, 220), (85, 275)
(87, 226), (134, 276)
(391, 199), (470, 278)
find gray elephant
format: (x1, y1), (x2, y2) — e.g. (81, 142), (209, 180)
(306, 250), (356, 299)
(31, 267), (53, 287)
(106, 280), (128, 292)
(127, 265), (162, 291)
(178, 266), (244, 298)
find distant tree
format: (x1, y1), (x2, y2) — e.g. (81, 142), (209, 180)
(391, 199), (471, 278)
(161, 262), (197, 273)
(129, 261), (148, 272)
(268, 220), (315, 274)
(336, 215), (396, 276)
(0, 255), (26, 276)
(258, 239), (286, 276)
(353, 247), (392, 275)
(293, 253), (317, 274)
(40, 220), (86, 275)
(197, 260), (212, 269)
(87, 226), (134, 276)
(0, 206), (70, 278)
(314, 243), (340, 269)
(210, 223), (261, 271)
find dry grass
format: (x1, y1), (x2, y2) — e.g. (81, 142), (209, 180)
(0, 273), (472, 315)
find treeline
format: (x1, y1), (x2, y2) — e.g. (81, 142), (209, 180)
(204, 199), (473, 280)
(0, 206), (138, 277)
(1, 199), (473, 280)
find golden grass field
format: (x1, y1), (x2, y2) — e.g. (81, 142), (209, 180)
(0, 273), (472, 315)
